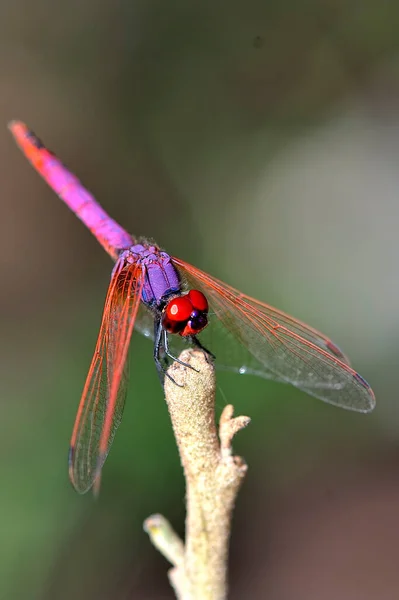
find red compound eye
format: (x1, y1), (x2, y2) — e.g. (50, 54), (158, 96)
(188, 290), (208, 312)
(165, 296), (193, 323)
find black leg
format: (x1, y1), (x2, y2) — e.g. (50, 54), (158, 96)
(153, 318), (166, 384)
(163, 330), (199, 372)
(153, 320), (184, 386)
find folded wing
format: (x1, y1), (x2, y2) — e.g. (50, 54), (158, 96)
(69, 259), (143, 494)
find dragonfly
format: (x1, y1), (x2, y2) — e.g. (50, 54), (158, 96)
(9, 121), (376, 494)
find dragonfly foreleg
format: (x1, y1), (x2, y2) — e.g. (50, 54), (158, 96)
(153, 318), (185, 386)
(163, 330), (199, 373)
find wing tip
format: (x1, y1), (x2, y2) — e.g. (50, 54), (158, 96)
(68, 445), (87, 494)
(68, 446), (106, 496)
(353, 372), (376, 413)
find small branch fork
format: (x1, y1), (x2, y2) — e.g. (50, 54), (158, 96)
(144, 349), (250, 600)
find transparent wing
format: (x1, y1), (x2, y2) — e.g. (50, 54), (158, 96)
(172, 257), (375, 413)
(69, 258), (143, 494)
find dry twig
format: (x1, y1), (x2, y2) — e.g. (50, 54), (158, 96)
(144, 349), (250, 600)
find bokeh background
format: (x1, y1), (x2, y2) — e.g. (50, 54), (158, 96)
(1, 1), (399, 598)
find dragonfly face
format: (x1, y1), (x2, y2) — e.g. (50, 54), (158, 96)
(162, 289), (209, 336)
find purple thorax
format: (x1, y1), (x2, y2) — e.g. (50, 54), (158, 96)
(120, 243), (181, 307)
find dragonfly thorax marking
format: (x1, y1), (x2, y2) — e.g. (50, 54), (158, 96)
(120, 244), (181, 307)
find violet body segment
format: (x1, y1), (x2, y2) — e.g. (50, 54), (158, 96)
(44, 161), (134, 259)
(9, 121), (134, 260)
(121, 244), (181, 306)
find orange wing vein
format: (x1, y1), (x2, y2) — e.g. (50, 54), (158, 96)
(69, 258), (143, 494)
(172, 257), (375, 413)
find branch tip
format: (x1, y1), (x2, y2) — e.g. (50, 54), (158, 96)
(146, 349), (250, 600)
(219, 404), (251, 457)
(143, 514), (184, 567)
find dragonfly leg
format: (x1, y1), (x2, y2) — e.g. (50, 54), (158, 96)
(153, 319), (184, 386)
(153, 318), (169, 383)
(163, 330), (199, 373)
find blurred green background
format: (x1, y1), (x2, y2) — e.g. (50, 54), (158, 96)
(1, 1), (399, 598)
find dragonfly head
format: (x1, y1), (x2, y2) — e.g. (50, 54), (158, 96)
(162, 290), (209, 336)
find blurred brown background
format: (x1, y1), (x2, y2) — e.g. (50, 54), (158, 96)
(1, 1), (399, 598)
